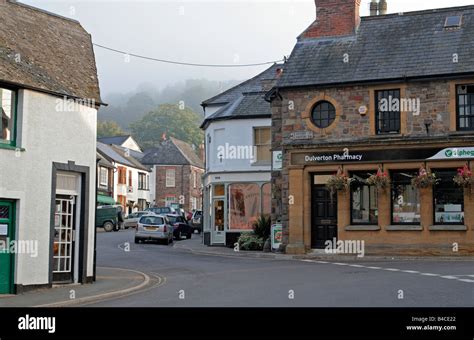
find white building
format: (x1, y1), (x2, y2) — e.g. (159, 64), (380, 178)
(97, 141), (151, 214)
(200, 64), (283, 246)
(0, 0), (103, 293)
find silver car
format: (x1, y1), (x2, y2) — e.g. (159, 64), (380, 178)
(124, 211), (149, 229)
(134, 214), (174, 245)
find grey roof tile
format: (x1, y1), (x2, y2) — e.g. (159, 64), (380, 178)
(278, 6), (474, 88)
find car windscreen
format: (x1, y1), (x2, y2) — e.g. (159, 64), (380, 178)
(139, 216), (164, 225)
(168, 216), (183, 224)
(195, 211), (202, 217)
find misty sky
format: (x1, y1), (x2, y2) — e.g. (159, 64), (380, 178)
(24, 0), (474, 97)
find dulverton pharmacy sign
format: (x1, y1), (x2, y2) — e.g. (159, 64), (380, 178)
(291, 147), (474, 165)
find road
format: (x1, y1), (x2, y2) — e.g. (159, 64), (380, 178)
(87, 229), (474, 307)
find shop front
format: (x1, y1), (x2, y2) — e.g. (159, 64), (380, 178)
(286, 145), (474, 255)
(203, 173), (271, 247)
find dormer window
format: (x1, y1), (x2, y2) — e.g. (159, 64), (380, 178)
(445, 15), (462, 29)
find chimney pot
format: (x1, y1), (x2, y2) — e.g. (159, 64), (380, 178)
(370, 0), (378, 16)
(378, 0), (388, 15)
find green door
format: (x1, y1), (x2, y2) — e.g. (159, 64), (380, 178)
(0, 201), (15, 294)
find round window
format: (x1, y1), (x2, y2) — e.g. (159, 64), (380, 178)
(311, 101), (336, 129)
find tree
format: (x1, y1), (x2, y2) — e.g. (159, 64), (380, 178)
(130, 104), (204, 149)
(97, 120), (126, 138)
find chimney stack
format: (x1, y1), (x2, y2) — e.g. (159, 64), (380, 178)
(302, 0), (361, 39)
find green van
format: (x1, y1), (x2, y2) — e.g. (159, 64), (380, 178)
(96, 205), (124, 232)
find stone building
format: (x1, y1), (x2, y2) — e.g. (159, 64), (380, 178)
(268, 0), (474, 255)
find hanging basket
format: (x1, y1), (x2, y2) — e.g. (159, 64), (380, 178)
(326, 167), (352, 196)
(453, 164), (474, 189)
(411, 165), (439, 189)
(366, 166), (390, 191)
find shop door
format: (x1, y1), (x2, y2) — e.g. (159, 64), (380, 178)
(311, 185), (337, 249)
(53, 196), (76, 283)
(211, 199), (225, 244)
(0, 201), (15, 294)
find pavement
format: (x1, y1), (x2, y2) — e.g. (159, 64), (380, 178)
(0, 267), (151, 307)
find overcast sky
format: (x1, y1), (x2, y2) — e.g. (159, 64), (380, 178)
(23, 0), (474, 96)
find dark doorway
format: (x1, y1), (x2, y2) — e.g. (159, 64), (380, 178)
(311, 183), (338, 249)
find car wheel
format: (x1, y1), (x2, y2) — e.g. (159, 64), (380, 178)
(186, 233), (192, 239)
(103, 222), (114, 232)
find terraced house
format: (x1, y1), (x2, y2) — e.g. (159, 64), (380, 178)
(269, 0), (474, 255)
(0, 0), (103, 293)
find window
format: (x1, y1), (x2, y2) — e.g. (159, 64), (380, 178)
(376, 89), (401, 134)
(445, 15), (462, 28)
(99, 167), (108, 187)
(214, 184), (225, 196)
(165, 196), (176, 207)
(118, 167), (127, 185)
(457, 85), (474, 131)
(229, 183), (260, 230)
(311, 101), (336, 128)
(391, 171), (421, 225)
(128, 170), (133, 187)
(138, 199), (147, 211)
(166, 169), (175, 188)
(0, 87), (17, 146)
(191, 197), (197, 210)
(193, 172), (197, 188)
(434, 170), (464, 225)
(253, 127), (271, 163)
(350, 173), (378, 225)
(138, 173), (148, 190)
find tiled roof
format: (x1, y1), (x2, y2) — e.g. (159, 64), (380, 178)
(98, 136), (131, 146)
(0, 0), (102, 104)
(200, 92), (272, 129)
(141, 137), (204, 168)
(97, 142), (149, 172)
(202, 64), (282, 106)
(278, 6), (474, 88)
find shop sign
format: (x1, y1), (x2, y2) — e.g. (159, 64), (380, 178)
(271, 224), (282, 251)
(0, 224), (7, 236)
(428, 147), (474, 160)
(291, 146), (474, 165)
(290, 131), (314, 140)
(272, 151), (283, 170)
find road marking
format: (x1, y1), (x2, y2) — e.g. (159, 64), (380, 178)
(300, 260), (474, 284)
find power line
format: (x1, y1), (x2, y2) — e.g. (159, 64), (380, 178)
(93, 43), (284, 68)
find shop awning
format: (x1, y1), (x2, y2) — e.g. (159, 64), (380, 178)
(97, 194), (116, 205)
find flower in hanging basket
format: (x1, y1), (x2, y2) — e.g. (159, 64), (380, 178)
(411, 166), (439, 189)
(366, 167), (390, 190)
(326, 167), (352, 195)
(453, 164), (474, 188)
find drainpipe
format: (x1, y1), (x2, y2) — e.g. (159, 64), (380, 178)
(93, 157), (100, 282)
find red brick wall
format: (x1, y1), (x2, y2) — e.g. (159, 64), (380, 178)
(303, 0), (361, 39)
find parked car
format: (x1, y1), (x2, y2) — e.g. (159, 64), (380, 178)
(191, 210), (202, 233)
(167, 214), (193, 240)
(96, 205), (123, 232)
(146, 207), (176, 215)
(135, 214), (173, 245)
(124, 211), (149, 229)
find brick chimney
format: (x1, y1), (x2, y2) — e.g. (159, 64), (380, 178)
(301, 0), (361, 39)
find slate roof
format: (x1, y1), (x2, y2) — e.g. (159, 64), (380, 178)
(278, 5), (474, 89)
(202, 64), (283, 106)
(141, 137), (204, 168)
(98, 136), (132, 146)
(200, 92), (272, 129)
(97, 142), (149, 172)
(97, 151), (114, 168)
(0, 0), (102, 104)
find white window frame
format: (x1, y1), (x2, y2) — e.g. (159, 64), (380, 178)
(99, 167), (108, 187)
(253, 127), (271, 163)
(166, 169), (176, 188)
